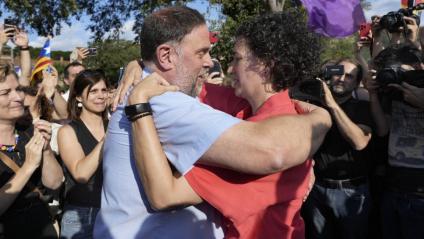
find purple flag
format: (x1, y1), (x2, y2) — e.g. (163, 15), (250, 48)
(300, 0), (366, 38)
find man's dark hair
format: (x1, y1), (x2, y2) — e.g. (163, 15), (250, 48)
(335, 58), (363, 84)
(64, 61), (85, 79)
(140, 6), (206, 61)
(235, 9), (321, 91)
(373, 43), (423, 70)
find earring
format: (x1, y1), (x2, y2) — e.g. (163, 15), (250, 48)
(77, 102), (83, 108)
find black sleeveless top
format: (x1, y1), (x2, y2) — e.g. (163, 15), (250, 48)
(0, 125), (44, 211)
(64, 119), (105, 208)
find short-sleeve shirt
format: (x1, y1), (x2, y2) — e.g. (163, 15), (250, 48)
(313, 98), (373, 180)
(186, 84), (311, 239)
(94, 70), (241, 239)
(385, 100), (424, 192)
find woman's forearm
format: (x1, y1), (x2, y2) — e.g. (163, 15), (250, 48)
(0, 163), (37, 215)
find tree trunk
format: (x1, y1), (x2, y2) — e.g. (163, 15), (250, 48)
(266, 0), (285, 12)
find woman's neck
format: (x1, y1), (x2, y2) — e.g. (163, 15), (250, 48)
(0, 121), (17, 145)
(247, 85), (276, 114)
(79, 110), (104, 127)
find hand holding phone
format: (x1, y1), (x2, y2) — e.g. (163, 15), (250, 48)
(359, 23), (372, 41)
(87, 48), (97, 56)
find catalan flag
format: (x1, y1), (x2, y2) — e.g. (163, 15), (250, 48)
(30, 38), (53, 82)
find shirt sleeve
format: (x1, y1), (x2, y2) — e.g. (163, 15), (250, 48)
(198, 83), (250, 117)
(150, 91), (242, 175)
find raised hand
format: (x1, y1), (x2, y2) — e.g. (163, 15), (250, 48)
(111, 60), (143, 111)
(13, 28), (29, 48)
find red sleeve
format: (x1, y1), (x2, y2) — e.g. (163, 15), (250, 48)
(198, 83), (250, 117)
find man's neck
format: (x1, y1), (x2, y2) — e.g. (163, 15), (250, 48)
(143, 61), (174, 85)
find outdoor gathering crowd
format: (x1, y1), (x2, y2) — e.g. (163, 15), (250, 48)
(0, 5), (423, 239)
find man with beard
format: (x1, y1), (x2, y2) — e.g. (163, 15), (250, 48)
(94, 6), (331, 239)
(301, 58), (374, 239)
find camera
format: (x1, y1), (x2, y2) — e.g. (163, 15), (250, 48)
(3, 18), (18, 37)
(322, 65), (344, 81)
(289, 65), (345, 106)
(376, 67), (424, 101)
(376, 67), (424, 88)
(380, 3), (424, 33)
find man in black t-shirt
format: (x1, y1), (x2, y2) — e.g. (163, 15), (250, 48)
(302, 58), (373, 239)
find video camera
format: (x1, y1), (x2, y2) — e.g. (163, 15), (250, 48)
(380, 3), (424, 33)
(376, 66), (424, 101)
(289, 65), (345, 106)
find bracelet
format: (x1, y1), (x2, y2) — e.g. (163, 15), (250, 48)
(128, 112), (152, 122)
(19, 46), (30, 51)
(125, 102), (152, 119)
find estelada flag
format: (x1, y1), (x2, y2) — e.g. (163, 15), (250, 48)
(30, 38), (53, 82)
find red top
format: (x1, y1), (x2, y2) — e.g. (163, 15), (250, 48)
(185, 83), (312, 239)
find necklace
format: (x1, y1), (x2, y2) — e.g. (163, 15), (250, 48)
(0, 133), (19, 152)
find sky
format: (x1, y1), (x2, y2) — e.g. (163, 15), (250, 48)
(3, 0), (416, 51)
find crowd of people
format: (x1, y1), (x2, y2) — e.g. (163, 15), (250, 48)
(0, 5), (423, 239)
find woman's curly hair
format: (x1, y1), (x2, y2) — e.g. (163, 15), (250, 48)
(235, 9), (322, 91)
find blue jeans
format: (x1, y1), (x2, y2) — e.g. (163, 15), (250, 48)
(301, 182), (371, 239)
(381, 191), (424, 239)
(60, 205), (99, 239)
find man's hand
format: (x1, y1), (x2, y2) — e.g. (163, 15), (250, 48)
(13, 28), (29, 48)
(128, 72), (179, 105)
(365, 69), (379, 94)
(389, 82), (424, 109)
(111, 60), (143, 111)
(77, 48), (89, 62)
(0, 27), (10, 45)
(404, 16), (419, 43)
(321, 80), (338, 109)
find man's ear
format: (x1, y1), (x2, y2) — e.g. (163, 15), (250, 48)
(155, 44), (176, 71)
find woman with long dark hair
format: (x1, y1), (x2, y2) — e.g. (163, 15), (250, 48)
(57, 70), (109, 238)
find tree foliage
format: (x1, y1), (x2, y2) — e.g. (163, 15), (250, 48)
(84, 39), (140, 86)
(0, 0), (191, 39)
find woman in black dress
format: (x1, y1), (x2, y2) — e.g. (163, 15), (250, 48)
(0, 64), (63, 238)
(57, 70), (109, 239)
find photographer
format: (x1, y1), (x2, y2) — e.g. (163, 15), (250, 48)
(302, 58), (373, 239)
(371, 9), (421, 58)
(367, 43), (424, 239)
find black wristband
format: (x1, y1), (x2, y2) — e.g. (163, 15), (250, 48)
(19, 46), (30, 51)
(128, 112), (152, 122)
(125, 103), (152, 119)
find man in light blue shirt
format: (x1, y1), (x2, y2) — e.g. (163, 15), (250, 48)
(94, 6), (331, 239)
